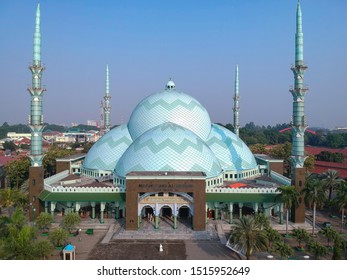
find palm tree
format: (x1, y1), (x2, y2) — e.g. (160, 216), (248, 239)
(278, 185), (299, 235)
(229, 215), (268, 260)
(265, 227), (281, 249)
(273, 241), (294, 259)
(307, 240), (328, 260)
(320, 169), (344, 201)
(319, 227), (338, 247)
(301, 178), (326, 235)
(255, 213), (270, 230)
(333, 180), (347, 232)
(292, 228), (311, 249)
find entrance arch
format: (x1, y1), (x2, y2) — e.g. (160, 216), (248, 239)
(179, 205), (190, 218)
(160, 205), (172, 217)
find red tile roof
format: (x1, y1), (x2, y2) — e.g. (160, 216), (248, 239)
(305, 146), (347, 157)
(0, 156), (19, 166)
(311, 160), (347, 179)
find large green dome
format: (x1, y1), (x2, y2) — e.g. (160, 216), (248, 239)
(115, 122), (222, 178)
(127, 81), (211, 141)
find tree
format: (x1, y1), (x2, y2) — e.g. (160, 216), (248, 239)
(321, 169), (344, 201)
(319, 227), (338, 248)
(254, 213), (270, 230)
(292, 228), (311, 249)
(2, 141), (17, 151)
(48, 228), (69, 248)
(43, 146), (75, 176)
(333, 181), (347, 232)
(4, 157), (30, 189)
(301, 178), (326, 235)
(249, 144), (267, 154)
(36, 212), (54, 233)
(229, 215), (268, 260)
(273, 241), (294, 259)
(307, 240), (328, 260)
(33, 240), (54, 260)
(265, 227), (281, 249)
(278, 185), (299, 235)
(62, 212), (81, 234)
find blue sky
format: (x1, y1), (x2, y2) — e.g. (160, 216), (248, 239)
(0, 0), (346, 129)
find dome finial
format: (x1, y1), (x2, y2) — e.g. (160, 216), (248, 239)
(166, 79), (175, 90)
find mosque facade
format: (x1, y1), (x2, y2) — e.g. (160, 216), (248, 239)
(29, 1), (308, 230)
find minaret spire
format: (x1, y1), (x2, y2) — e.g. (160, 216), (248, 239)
(290, 0), (308, 168)
(28, 2), (46, 221)
(233, 65), (240, 136)
(289, 0), (308, 223)
(28, 2), (46, 167)
(104, 64), (111, 133)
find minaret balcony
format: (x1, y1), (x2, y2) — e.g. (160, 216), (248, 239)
(289, 86), (308, 95)
(291, 63), (308, 72)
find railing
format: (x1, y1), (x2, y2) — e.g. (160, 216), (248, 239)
(44, 170), (69, 185)
(270, 171), (291, 186)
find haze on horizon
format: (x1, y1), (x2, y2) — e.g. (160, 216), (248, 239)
(0, 0), (346, 129)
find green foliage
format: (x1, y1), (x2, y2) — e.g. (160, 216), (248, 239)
(2, 141), (17, 151)
(4, 156), (30, 189)
(0, 188), (27, 208)
(316, 151), (345, 163)
(33, 240), (54, 260)
(254, 213), (270, 230)
(36, 212), (54, 232)
(62, 212), (81, 234)
(301, 177), (326, 235)
(249, 144), (267, 154)
(333, 181), (347, 231)
(229, 215), (268, 260)
(319, 227), (339, 247)
(292, 228), (311, 248)
(273, 241), (294, 259)
(48, 228), (69, 247)
(0, 123), (30, 139)
(43, 146), (75, 176)
(307, 240), (328, 260)
(279, 185), (300, 234)
(332, 236), (342, 260)
(320, 169), (344, 200)
(265, 227), (281, 249)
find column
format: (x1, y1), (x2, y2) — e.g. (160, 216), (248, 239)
(100, 202), (105, 224)
(173, 203), (177, 229)
(154, 203), (159, 229)
(91, 202), (96, 219)
(279, 203), (284, 225)
(253, 202), (259, 215)
(229, 203), (233, 224)
(115, 202), (120, 219)
(214, 202), (219, 220)
(205, 203), (209, 223)
(50, 202), (56, 220)
(44, 201), (48, 213)
(75, 202), (81, 215)
(66, 202), (72, 214)
(239, 203), (243, 218)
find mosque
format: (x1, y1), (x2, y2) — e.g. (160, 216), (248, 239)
(28, 1), (308, 230)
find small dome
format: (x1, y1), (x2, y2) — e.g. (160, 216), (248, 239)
(83, 124), (133, 171)
(166, 80), (176, 90)
(206, 124), (257, 171)
(128, 85), (211, 141)
(115, 122), (222, 178)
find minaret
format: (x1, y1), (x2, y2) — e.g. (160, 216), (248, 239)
(28, 3), (46, 220)
(104, 64), (111, 133)
(289, 0), (308, 223)
(99, 100), (105, 136)
(233, 65), (240, 136)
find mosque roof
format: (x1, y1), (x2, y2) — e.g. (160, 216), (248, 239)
(83, 81), (258, 178)
(82, 124), (132, 171)
(115, 122), (222, 178)
(128, 83), (211, 141)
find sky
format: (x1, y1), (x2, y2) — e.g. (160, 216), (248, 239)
(0, 0), (346, 129)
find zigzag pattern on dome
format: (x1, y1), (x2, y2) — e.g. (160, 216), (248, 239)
(82, 124), (133, 171)
(206, 124), (257, 171)
(128, 89), (211, 141)
(115, 122), (222, 178)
